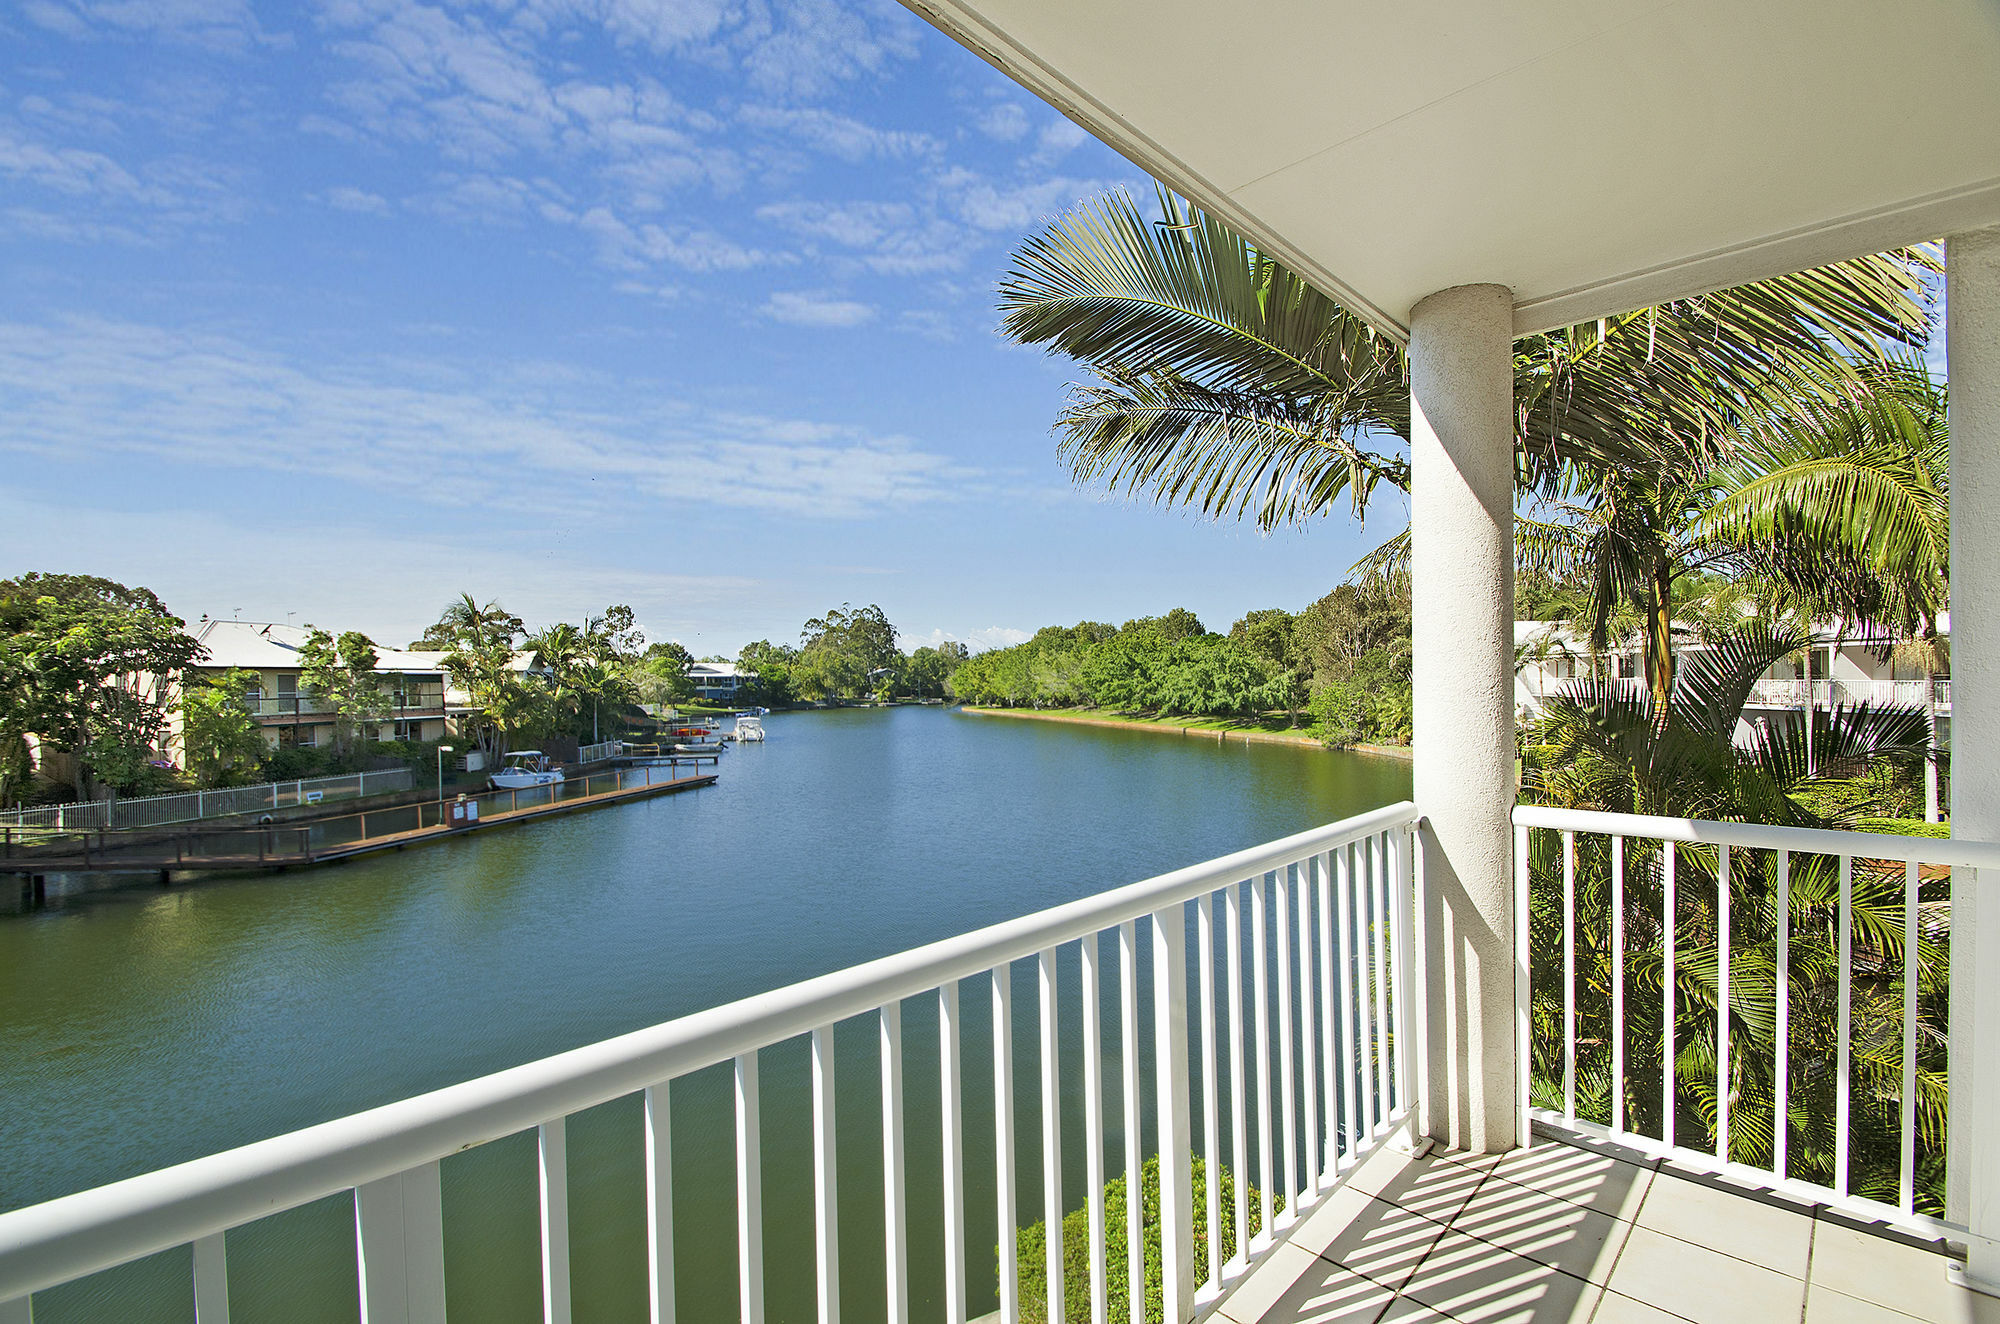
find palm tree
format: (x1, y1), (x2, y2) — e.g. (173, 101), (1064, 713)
(1522, 624), (1944, 1208)
(999, 188), (1933, 532)
(1704, 357), (1948, 641)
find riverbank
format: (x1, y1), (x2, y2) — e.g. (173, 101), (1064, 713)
(958, 705), (1414, 760)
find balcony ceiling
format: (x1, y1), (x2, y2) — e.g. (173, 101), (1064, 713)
(906, 0), (2000, 337)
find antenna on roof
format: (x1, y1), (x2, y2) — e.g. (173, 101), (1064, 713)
(234, 607), (242, 619)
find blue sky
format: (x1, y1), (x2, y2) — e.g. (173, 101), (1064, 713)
(0, 0), (1404, 656)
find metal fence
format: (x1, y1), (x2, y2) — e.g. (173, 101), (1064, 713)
(0, 769), (414, 831)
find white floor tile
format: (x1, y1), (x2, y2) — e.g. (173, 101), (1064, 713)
(1395, 1226), (1600, 1323)
(1809, 1220), (1966, 1322)
(1219, 1242), (1392, 1324)
(1445, 1173), (1631, 1285)
(1604, 1223), (1805, 1324)
(1635, 1169), (1814, 1278)
(1475, 1143), (1653, 1225)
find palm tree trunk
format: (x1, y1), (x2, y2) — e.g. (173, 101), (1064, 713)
(1647, 561), (1675, 711)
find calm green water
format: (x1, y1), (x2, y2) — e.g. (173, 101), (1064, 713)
(2, 706), (1409, 1322)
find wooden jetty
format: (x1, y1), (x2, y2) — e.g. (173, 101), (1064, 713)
(3, 764), (715, 878)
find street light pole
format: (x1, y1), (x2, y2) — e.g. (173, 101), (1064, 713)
(437, 745), (455, 806)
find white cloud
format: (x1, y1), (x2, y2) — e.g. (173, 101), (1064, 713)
(319, 184), (391, 214)
(578, 205), (780, 271)
(23, 0), (276, 52)
(0, 316), (976, 520)
(0, 490), (759, 649)
(912, 626), (1031, 653)
(738, 105), (937, 162)
(763, 291), (876, 328)
(973, 102), (1030, 142)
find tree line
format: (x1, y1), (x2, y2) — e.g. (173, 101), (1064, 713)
(950, 585), (1414, 747)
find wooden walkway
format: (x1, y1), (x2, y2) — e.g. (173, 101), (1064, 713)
(2, 770), (716, 876)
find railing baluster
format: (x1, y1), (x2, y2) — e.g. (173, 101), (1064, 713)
(1836, 855), (1853, 1198)
(1900, 859), (1919, 1214)
(1717, 844), (1732, 1161)
(1316, 853), (1339, 1184)
(809, 1030), (838, 1324)
(1663, 842), (1677, 1151)
(1295, 862), (1319, 1195)
(1562, 830), (1577, 1120)
(940, 984), (967, 1324)
(355, 1162), (445, 1324)
(881, 1003), (908, 1324)
(1223, 887), (1248, 1269)
(1372, 834), (1393, 1130)
(1152, 904), (1194, 1324)
(194, 1231), (229, 1323)
(1080, 936), (1109, 1324)
(1610, 836), (1625, 1135)
(1119, 922), (1143, 1323)
(1338, 844), (1360, 1165)
(1037, 949), (1063, 1324)
(992, 964), (1019, 1324)
(734, 1056), (764, 1324)
(1389, 830), (1414, 1126)
(1196, 893), (1220, 1292)
(540, 1118), (573, 1324)
(1274, 861), (1298, 1219)
(1356, 847), (1377, 1141)
(645, 1084), (676, 1324)
(1775, 851), (1790, 1180)
(1250, 872), (1272, 1246)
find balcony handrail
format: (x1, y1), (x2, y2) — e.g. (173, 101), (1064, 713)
(0, 799), (1419, 1305)
(1514, 804), (2000, 869)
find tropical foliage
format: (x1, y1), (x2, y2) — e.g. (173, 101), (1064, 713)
(0, 573), (204, 800)
(1521, 624), (1943, 1210)
(998, 188), (1933, 533)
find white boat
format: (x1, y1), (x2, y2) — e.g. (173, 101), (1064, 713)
(489, 751), (566, 789)
(731, 715), (766, 742)
(669, 739), (725, 755)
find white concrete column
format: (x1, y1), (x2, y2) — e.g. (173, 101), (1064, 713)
(1409, 282), (1520, 1154)
(1950, 228), (2000, 1282)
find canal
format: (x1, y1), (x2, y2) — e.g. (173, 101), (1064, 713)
(1, 706), (1411, 1322)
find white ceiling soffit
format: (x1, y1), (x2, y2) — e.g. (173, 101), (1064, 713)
(906, 0), (2000, 340)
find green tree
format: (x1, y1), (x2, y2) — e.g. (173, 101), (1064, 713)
(430, 595), (533, 759)
(797, 603), (900, 701)
(634, 641), (697, 708)
(737, 640), (798, 707)
(181, 668), (267, 788)
(0, 573), (204, 799)
(903, 642), (967, 699)
(298, 628), (391, 758)
(1230, 608), (1308, 725)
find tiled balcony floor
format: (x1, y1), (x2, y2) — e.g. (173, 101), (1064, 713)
(1215, 1130), (1997, 1324)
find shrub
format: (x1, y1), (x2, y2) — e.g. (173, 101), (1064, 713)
(1008, 1154), (1277, 1324)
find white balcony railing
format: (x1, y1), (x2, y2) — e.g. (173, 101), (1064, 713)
(0, 802), (1422, 1322)
(1515, 805), (2000, 1242)
(1744, 678), (1953, 711)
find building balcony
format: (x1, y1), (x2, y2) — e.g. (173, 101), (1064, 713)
(2, 802), (1992, 1323)
(243, 693), (448, 721)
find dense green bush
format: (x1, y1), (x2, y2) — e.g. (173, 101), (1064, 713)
(1008, 1154), (1277, 1324)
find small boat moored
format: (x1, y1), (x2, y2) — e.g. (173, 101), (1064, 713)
(730, 715), (766, 742)
(489, 751), (566, 789)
